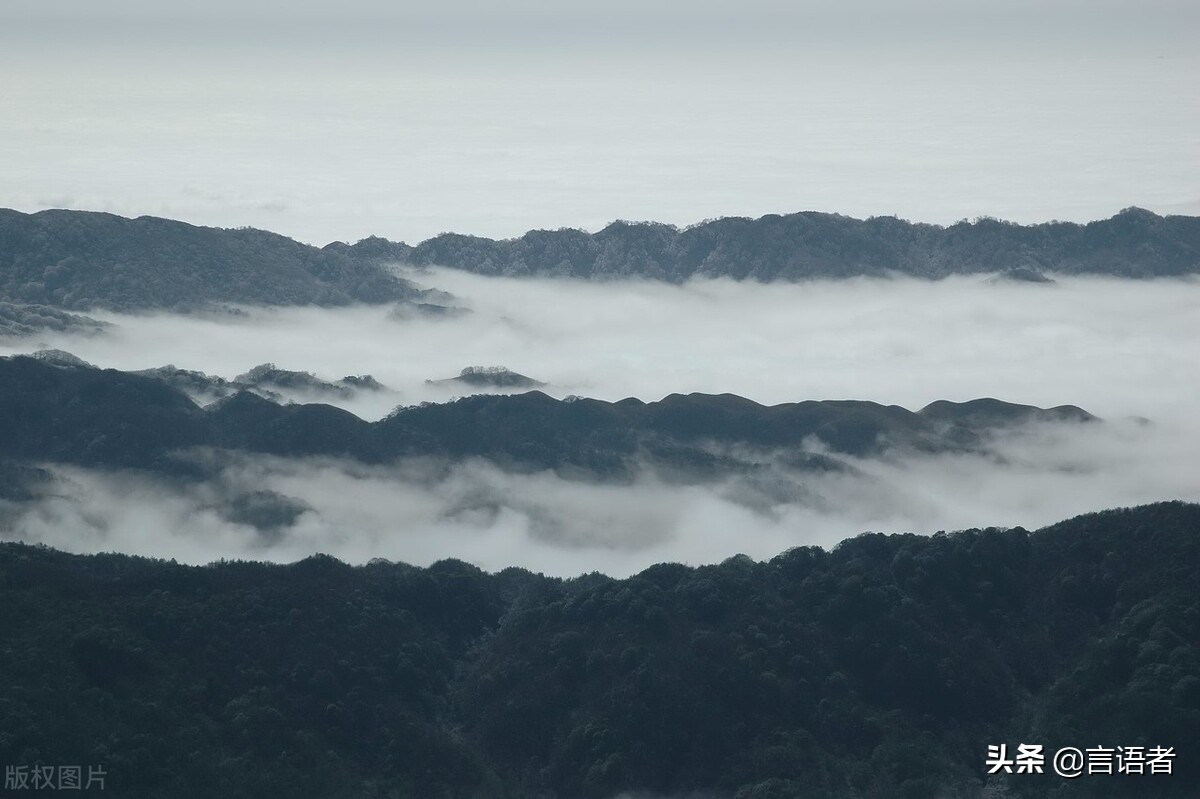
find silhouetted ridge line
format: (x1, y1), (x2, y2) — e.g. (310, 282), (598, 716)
(1, 207), (1196, 313)
(0, 355), (1096, 474)
(393, 206), (1199, 281)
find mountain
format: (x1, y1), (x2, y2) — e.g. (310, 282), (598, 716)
(0, 502), (1194, 798)
(0, 208), (423, 311)
(0, 355), (1094, 476)
(426, 366), (547, 390)
(392, 207), (1200, 281)
(2, 208), (1196, 315)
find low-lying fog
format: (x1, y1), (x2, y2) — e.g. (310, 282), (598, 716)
(2, 273), (1198, 575)
(5, 271), (1197, 419)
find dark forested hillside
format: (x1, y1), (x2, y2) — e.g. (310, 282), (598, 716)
(2, 207), (1197, 315)
(0, 355), (1093, 475)
(0, 209), (420, 310)
(0, 502), (1194, 798)
(394, 207), (1200, 281)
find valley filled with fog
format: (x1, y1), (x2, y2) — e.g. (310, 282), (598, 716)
(2, 272), (1196, 575)
(6, 270), (1197, 417)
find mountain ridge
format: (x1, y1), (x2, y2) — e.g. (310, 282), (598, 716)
(0, 354), (1095, 477)
(0, 207), (422, 311)
(1, 207), (1196, 313)
(367, 205), (1200, 281)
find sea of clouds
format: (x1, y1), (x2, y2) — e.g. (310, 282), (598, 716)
(1, 272), (1197, 575)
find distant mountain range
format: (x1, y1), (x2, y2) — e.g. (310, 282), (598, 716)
(0, 207), (1196, 313)
(0, 354), (1093, 481)
(366, 206), (1200, 281)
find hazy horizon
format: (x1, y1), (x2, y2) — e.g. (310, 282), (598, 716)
(3, 1), (1197, 245)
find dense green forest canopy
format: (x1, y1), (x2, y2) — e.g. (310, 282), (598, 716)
(1, 502), (1195, 797)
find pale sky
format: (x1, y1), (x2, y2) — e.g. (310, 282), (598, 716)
(2, 0), (1197, 244)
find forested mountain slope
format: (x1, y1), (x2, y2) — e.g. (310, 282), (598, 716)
(0, 209), (419, 310)
(387, 206), (1200, 281)
(0, 502), (1194, 798)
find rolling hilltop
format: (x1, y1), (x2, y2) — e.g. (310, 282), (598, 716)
(0, 355), (1093, 478)
(348, 206), (1200, 281)
(0, 207), (1197, 314)
(0, 208), (421, 311)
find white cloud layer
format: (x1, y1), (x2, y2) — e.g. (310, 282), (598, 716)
(1, 275), (1197, 575)
(3, 273), (1195, 419)
(3, 414), (1196, 578)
